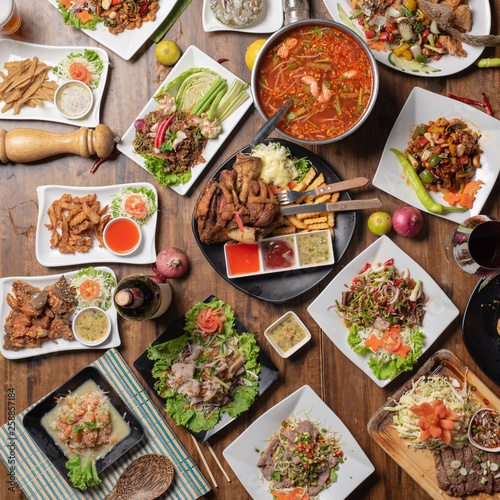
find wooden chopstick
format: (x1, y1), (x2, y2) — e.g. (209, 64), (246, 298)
(205, 441), (231, 483)
(191, 435), (218, 488)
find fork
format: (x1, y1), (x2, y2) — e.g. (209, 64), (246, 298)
(275, 177), (369, 205)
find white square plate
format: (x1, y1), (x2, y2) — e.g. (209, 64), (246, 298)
(307, 236), (459, 387)
(223, 384), (374, 499)
(0, 39), (109, 127)
(372, 87), (500, 223)
(118, 45), (253, 195)
(45, 0), (178, 60)
(202, 0), (283, 33)
(324, 0), (490, 76)
(0, 266), (120, 360)
(36, 182), (158, 267)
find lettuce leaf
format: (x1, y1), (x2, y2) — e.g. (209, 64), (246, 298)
(148, 334), (188, 363)
(141, 153), (192, 186)
(110, 186), (157, 226)
(66, 456), (100, 491)
(368, 328), (424, 380)
(184, 298), (235, 336)
(347, 325), (371, 355)
(57, 1), (104, 30)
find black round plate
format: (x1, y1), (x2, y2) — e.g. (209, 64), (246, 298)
(462, 274), (500, 387)
(191, 139), (356, 303)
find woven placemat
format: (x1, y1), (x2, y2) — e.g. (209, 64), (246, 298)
(0, 348), (210, 499)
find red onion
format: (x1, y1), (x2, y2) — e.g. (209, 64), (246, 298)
(152, 247), (189, 279)
(134, 119), (145, 131)
(393, 206), (424, 238)
(148, 274), (166, 284)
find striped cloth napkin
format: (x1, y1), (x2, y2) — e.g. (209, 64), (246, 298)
(0, 349), (210, 500)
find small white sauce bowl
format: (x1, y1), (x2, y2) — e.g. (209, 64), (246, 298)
(103, 217), (142, 257)
(54, 80), (94, 120)
(264, 311), (311, 359)
(468, 407), (500, 453)
(73, 307), (111, 347)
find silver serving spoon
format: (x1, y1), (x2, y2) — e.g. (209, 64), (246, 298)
(250, 98), (294, 149)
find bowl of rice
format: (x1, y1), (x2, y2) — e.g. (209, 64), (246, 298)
(209, 0), (265, 28)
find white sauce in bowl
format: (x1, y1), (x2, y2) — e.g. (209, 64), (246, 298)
(57, 82), (92, 118)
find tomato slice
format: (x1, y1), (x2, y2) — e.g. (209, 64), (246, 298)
(69, 62), (91, 85)
(381, 326), (402, 352)
(124, 195), (148, 219)
(196, 308), (223, 334)
(79, 280), (100, 300)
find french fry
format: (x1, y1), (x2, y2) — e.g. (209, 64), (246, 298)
(311, 194), (330, 204)
(304, 216), (328, 225)
(272, 226), (296, 236)
(306, 222), (330, 230)
(331, 192), (340, 203)
(286, 215), (307, 229)
(297, 211), (321, 220)
(293, 168), (316, 192)
(283, 217), (296, 227)
(327, 212), (335, 227)
(328, 228), (335, 239)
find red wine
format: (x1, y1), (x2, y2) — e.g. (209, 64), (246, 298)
(468, 221), (500, 269)
(114, 275), (172, 321)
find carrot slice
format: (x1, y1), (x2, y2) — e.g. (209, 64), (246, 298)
(442, 191), (461, 206)
(364, 334), (381, 353)
(458, 193), (474, 209)
(367, 40), (387, 52)
(463, 180), (484, 196)
(60, 0), (72, 8)
(393, 344), (411, 359)
(76, 11), (94, 24)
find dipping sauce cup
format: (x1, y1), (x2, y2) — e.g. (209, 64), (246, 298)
(103, 217), (142, 256)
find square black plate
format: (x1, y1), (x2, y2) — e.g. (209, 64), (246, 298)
(133, 295), (281, 442)
(23, 366), (145, 489)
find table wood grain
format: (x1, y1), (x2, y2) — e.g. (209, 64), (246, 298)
(1, 1), (499, 499)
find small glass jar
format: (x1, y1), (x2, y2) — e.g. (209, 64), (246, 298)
(283, 0), (310, 25)
(0, 0), (22, 36)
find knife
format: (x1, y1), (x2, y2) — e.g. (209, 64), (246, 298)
(280, 198), (382, 215)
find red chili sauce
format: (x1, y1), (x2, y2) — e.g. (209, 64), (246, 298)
(226, 243), (261, 275)
(262, 239), (295, 271)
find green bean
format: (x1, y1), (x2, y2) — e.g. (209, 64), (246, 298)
(389, 149), (467, 214)
(476, 58), (500, 68)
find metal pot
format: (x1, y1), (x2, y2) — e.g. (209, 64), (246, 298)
(251, 19), (379, 146)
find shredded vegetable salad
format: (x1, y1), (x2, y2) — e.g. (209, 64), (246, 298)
(53, 49), (104, 90)
(70, 267), (116, 311)
(110, 186), (157, 226)
(332, 259), (427, 380)
(385, 375), (480, 449)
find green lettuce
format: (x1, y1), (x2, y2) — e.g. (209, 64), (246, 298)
(110, 186), (157, 225)
(66, 456), (100, 491)
(141, 153), (192, 186)
(347, 325), (371, 355)
(57, 1), (104, 30)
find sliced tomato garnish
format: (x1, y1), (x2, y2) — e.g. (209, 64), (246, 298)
(79, 279), (100, 300)
(196, 308), (223, 334)
(69, 62), (91, 84)
(124, 195), (148, 219)
(380, 326), (402, 352)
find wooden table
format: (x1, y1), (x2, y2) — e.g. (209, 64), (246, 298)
(1, 1), (499, 499)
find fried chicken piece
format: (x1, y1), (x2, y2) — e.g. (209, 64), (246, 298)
(49, 315), (74, 340)
(12, 281), (41, 302)
(437, 35), (467, 56)
(453, 5), (472, 32)
(19, 290), (48, 317)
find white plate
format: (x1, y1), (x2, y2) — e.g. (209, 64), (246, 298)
(45, 0), (177, 60)
(0, 266), (120, 360)
(0, 39), (109, 127)
(372, 87), (500, 223)
(202, 0), (283, 33)
(223, 384), (374, 499)
(307, 236), (459, 388)
(36, 182), (158, 267)
(323, 0), (490, 77)
(118, 45), (253, 196)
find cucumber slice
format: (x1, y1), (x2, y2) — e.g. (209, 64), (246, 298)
(337, 4), (364, 36)
(389, 53), (441, 74)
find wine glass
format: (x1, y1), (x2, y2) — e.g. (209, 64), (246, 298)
(445, 215), (500, 277)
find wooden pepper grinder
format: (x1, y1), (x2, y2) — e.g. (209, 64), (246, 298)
(0, 124), (115, 164)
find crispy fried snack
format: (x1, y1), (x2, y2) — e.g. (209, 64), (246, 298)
(0, 58), (58, 114)
(45, 194), (109, 254)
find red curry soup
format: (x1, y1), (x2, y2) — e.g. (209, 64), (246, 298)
(256, 24), (373, 142)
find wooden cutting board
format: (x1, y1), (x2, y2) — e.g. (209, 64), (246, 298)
(368, 349), (500, 500)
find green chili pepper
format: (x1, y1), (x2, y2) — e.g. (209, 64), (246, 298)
(418, 169), (434, 183)
(390, 148), (467, 214)
(428, 154), (442, 167)
(476, 58), (500, 68)
(416, 125), (426, 135)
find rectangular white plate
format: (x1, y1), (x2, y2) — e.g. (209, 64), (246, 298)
(223, 384), (374, 499)
(36, 182), (158, 267)
(0, 39), (109, 128)
(373, 87), (500, 222)
(307, 236), (460, 387)
(45, 0), (178, 60)
(202, 0), (283, 33)
(117, 45), (253, 196)
(0, 266), (119, 360)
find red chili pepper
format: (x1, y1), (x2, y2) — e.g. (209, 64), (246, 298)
(384, 258), (394, 266)
(482, 92), (494, 116)
(378, 32), (389, 41)
(234, 211), (245, 233)
(357, 14), (365, 25)
(139, 0), (151, 16)
(352, 277), (358, 287)
(376, 293), (381, 297)
(365, 30), (376, 39)
(387, 306), (396, 313)
(432, 55), (441, 61)
(394, 280), (403, 286)
(388, 33), (394, 42)
(385, 23), (396, 32)
(336, 450), (343, 456)
(373, 288), (378, 293)
(422, 29), (429, 38)
(447, 93), (485, 107)
(217, 58), (229, 64)
(359, 263), (371, 274)
(90, 147), (121, 173)
(419, 137), (430, 147)
(483, 398), (489, 405)
(435, 41), (443, 49)
(318, 439), (324, 443)
(410, 301), (416, 308)
(154, 114), (176, 150)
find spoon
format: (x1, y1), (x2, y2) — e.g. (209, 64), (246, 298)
(105, 454), (175, 500)
(250, 99), (294, 148)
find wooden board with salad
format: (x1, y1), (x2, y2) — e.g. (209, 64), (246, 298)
(368, 349), (500, 500)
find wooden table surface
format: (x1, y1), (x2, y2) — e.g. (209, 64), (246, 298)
(1, 1), (499, 499)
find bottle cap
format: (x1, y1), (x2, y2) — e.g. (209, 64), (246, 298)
(115, 290), (133, 307)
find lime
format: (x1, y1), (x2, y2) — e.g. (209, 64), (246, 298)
(368, 211), (392, 236)
(155, 40), (181, 66)
(245, 39), (267, 71)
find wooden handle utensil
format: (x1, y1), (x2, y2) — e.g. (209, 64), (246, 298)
(0, 124), (115, 164)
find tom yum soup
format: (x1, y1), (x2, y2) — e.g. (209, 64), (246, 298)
(256, 24), (373, 142)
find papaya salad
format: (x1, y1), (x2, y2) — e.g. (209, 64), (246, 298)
(147, 298), (260, 432)
(333, 258), (426, 380)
